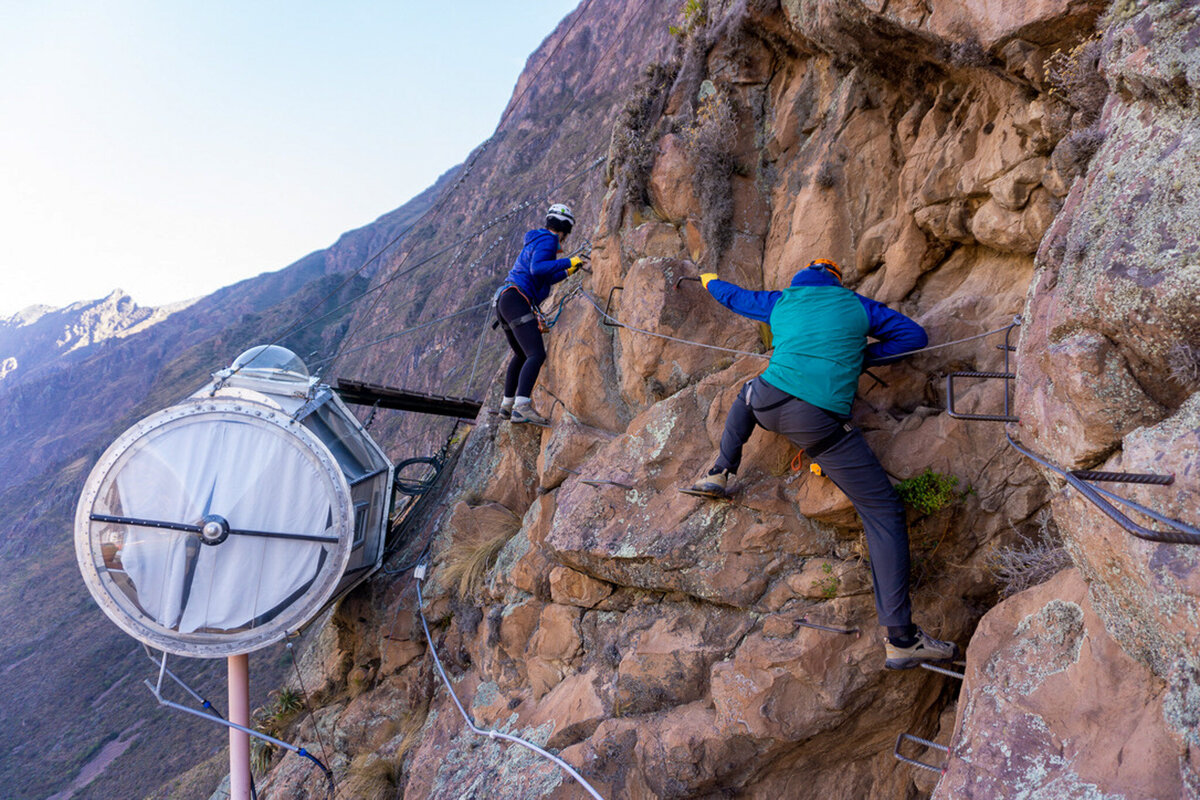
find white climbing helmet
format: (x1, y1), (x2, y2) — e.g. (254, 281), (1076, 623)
(546, 203), (575, 228)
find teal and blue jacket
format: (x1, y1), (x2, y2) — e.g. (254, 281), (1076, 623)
(706, 267), (927, 416)
(504, 229), (573, 306)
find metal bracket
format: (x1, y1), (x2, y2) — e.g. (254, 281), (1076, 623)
(1069, 470), (1173, 485)
(795, 618), (859, 636)
(581, 479), (633, 490)
(602, 286), (624, 328)
(1007, 432), (1200, 545)
(894, 732), (948, 774)
(945, 316), (1022, 422)
(674, 275), (701, 290)
(946, 371), (1018, 422)
(291, 385), (334, 422)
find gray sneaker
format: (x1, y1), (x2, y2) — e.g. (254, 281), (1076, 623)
(885, 629), (960, 670)
(681, 470), (729, 498)
(511, 404), (550, 427)
(498, 406), (513, 420)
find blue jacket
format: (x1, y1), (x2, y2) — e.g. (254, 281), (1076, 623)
(503, 229), (573, 306)
(706, 267), (928, 415)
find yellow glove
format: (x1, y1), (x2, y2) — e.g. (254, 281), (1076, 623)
(567, 255), (588, 275)
(700, 273), (718, 289)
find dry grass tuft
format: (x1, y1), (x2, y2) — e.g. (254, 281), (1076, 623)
(392, 699), (431, 764)
(611, 62), (678, 207)
(440, 503), (521, 598)
(347, 753), (403, 800)
(1045, 35), (1107, 126)
(1168, 342), (1200, 390)
(988, 510), (1072, 598)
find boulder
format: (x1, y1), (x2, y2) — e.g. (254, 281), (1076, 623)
(937, 569), (1194, 799)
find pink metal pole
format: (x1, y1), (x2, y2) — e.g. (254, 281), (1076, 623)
(228, 654), (251, 800)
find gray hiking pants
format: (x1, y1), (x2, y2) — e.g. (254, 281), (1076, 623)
(717, 377), (913, 628)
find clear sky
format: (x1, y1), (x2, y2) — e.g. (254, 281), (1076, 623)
(0, 1), (580, 317)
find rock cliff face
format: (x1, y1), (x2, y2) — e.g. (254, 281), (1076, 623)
(8, 0), (1198, 797)
(251, 1), (1199, 799)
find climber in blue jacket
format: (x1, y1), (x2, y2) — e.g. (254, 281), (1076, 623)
(494, 203), (588, 426)
(687, 258), (959, 670)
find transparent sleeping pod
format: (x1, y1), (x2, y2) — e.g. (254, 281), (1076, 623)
(75, 345), (394, 657)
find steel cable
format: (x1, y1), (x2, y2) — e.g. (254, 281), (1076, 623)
(414, 572), (607, 800)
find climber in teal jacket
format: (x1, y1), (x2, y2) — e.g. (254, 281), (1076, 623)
(688, 258), (959, 670)
(703, 259), (927, 414)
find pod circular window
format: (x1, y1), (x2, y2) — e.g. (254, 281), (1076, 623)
(75, 398), (354, 657)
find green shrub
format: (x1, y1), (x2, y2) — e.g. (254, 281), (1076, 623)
(896, 469), (960, 515)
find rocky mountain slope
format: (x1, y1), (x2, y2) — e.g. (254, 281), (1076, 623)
(240, 1), (1199, 799)
(6, 0), (1199, 798)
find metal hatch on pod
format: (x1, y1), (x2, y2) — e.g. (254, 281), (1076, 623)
(75, 344), (394, 658)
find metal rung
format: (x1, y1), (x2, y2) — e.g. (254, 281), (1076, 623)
(1070, 470), (1174, 485)
(920, 662), (965, 679)
(581, 479), (632, 490)
(894, 733), (948, 774)
(602, 286), (624, 328)
(946, 372), (1018, 422)
(1007, 433), (1200, 546)
(674, 275), (701, 289)
(794, 618), (859, 636)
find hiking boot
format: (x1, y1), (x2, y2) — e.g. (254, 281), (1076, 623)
(682, 470), (729, 498)
(511, 404), (551, 427)
(498, 406), (513, 420)
(884, 629), (960, 670)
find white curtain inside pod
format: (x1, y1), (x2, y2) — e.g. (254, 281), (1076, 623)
(117, 418), (332, 632)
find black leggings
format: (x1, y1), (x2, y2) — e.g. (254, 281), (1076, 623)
(497, 288), (546, 398)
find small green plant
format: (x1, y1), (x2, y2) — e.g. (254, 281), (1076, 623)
(896, 469), (960, 515)
(669, 0), (706, 37)
(813, 562), (841, 599)
(272, 687), (302, 715)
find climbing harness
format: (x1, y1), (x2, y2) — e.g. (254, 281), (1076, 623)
(493, 281), (583, 334)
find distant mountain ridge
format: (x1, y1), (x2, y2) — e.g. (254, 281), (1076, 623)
(0, 289), (195, 385)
